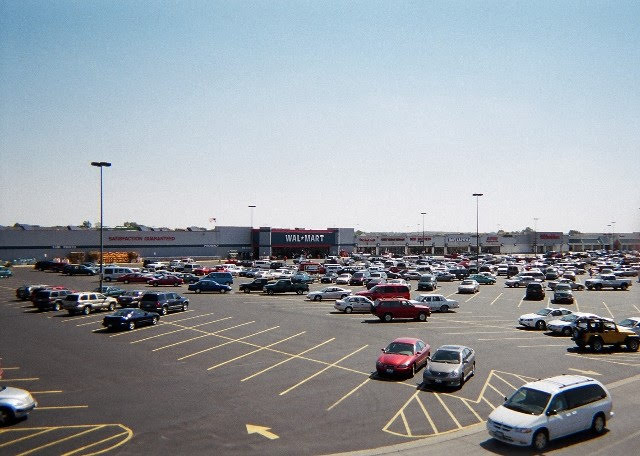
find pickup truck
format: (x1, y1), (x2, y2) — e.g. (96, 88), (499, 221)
(239, 278), (271, 293)
(263, 279), (309, 295)
(585, 274), (632, 291)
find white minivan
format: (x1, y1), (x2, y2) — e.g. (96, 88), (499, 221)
(487, 375), (613, 451)
(103, 267), (135, 282)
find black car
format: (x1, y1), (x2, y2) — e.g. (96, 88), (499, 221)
(103, 308), (160, 331)
(448, 268), (470, 280)
(435, 272), (455, 282)
(239, 278), (271, 293)
(117, 290), (146, 308)
(16, 284), (49, 301)
(63, 264), (96, 276)
(33, 289), (72, 311)
(179, 273), (201, 284)
(320, 272), (338, 283)
(525, 282), (546, 300)
(139, 292), (189, 315)
(34, 261), (67, 272)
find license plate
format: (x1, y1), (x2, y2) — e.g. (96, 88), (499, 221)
(435, 379), (442, 383)
(386, 368), (393, 374)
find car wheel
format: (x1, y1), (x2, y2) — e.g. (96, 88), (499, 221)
(243, 288), (250, 293)
(83, 306), (91, 315)
(383, 313), (393, 322)
(195, 288), (203, 294)
(626, 338), (639, 352)
(108, 302), (115, 311)
(531, 429), (548, 451)
(411, 364), (416, 376)
(296, 290), (304, 295)
(153, 283), (158, 287)
(595, 284), (602, 290)
(67, 310), (75, 316)
(471, 361), (476, 376)
(105, 277), (112, 282)
(591, 413), (606, 435)
(161, 307), (168, 316)
(128, 321), (136, 330)
(267, 290), (274, 295)
(314, 295), (321, 301)
(459, 372), (465, 386)
(621, 283), (628, 290)
(0, 407), (14, 426)
(221, 289), (228, 294)
(417, 312), (427, 322)
(182, 303), (188, 311)
(344, 306), (352, 314)
(124, 280), (129, 284)
(53, 302), (61, 311)
(562, 327), (572, 336)
(174, 282), (180, 287)
(440, 305), (449, 313)
(591, 337), (604, 352)
(535, 320), (546, 330)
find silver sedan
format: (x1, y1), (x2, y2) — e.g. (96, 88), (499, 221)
(306, 287), (352, 301)
(422, 345), (476, 388)
(334, 295), (374, 313)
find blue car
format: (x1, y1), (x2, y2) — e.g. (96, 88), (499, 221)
(188, 279), (232, 294)
(0, 267), (12, 278)
(102, 308), (160, 331)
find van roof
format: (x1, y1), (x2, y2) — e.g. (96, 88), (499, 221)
(523, 375), (598, 394)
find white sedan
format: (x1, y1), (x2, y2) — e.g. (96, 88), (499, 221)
(458, 279), (479, 294)
(519, 307), (572, 330)
(547, 312), (598, 336)
(307, 287), (352, 301)
(334, 295), (374, 313)
(413, 294), (459, 312)
(335, 273), (352, 285)
(387, 278), (411, 290)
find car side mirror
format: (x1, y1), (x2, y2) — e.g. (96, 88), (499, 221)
(381, 348), (385, 352)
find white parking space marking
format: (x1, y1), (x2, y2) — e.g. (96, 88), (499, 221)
(489, 293), (503, 305)
(177, 326), (279, 360)
(130, 317), (235, 344)
(279, 345), (369, 396)
(152, 321), (254, 352)
(464, 293), (479, 302)
(601, 301), (615, 319)
(241, 338), (335, 382)
(327, 378), (371, 411)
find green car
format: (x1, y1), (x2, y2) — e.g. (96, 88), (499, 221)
(0, 267), (12, 278)
(469, 274), (496, 285)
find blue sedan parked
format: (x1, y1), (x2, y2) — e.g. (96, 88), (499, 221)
(102, 308), (160, 331)
(188, 279), (232, 294)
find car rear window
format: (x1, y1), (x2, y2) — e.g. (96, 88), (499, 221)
(141, 294), (159, 302)
(65, 294), (80, 301)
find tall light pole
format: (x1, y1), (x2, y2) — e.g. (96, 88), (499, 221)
(533, 217), (539, 255)
(421, 212), (426, 255)
(91, 161), (111, 291)
(248, 205), (256, 259)
(611, 221), (616, 251)
(472, 193), (483, 265)
(248, 205), (256, 227)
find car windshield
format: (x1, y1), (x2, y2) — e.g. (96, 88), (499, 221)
(461, 280), (473, 285)
(112, 309), (134, 316)
(618, 319), (636, 327)
(385, 342), (414, 356)
(556, 284), (572, 291)
(561, 314), (577, 322)
(504, 387), (551, 415)
(431, 350), (460, 363)
(536, 309), (551, 316)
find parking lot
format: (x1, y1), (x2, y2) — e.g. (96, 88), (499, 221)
(1, 266), (639, 455)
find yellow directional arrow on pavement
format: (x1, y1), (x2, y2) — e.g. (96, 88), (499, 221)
(246, 424), (279, 440)
(567, 368), (601, 376)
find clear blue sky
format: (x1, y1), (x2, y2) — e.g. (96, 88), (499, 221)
(1, 1), (639, 234)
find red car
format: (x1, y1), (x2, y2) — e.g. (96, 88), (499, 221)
(193, 267), (215, 276)
(376, 337), (431, 377)
(117, 273), (153, 284)
(147, 275), (184, 287)
(370, 298), (431, 322)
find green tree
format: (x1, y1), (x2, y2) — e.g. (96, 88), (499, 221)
(81, 220), (92, 228)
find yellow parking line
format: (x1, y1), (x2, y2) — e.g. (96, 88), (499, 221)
(130, 317), (234, 344)
(243, 338), (335, 382)
(416, 395), (439, 433)
(486, 382), (507, 398)
(433, 393), (462, 428)
(37, 405), (89, 410)
(0, 378), (39, 382)
(482, 396), (496, 409)
(327, 378), (370, 411)
(177, 326), (277, 360)
(0, 429), (54, 448)
(279, 345), (369, 396)
(601, 301), (615, 319)
(491, 373), (517, 390)
(460, 398), (483, 422)
(566, 353), (639, 367)
(400, 411), (412, 436)
(14, 425), (106, 456)
(1, 367), (20, 370)
(489, 293), (503, 306)
(61, 430), (131, 456)
(207, 331), (306, 371)
(30, 390), (63, 394)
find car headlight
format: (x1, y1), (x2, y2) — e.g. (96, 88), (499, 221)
(513, 427), (532, 433)
(399, 362), (410, 368)
(376, 361), (383, 366)
(448, 370), (460, 377)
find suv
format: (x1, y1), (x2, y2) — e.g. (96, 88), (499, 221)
(370, 298), (431, 322)
(525, 282), (546, 300)
(139, 292), (189, 315)
(62, 292), (117, 315)
(487, 375), (613, 450)
(572, 317), (640, 352)
(33, 289), (72, 311)
(62, 264), (96, 276)
(357, 284), (410, 301)
(417, 274), (437, 291)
